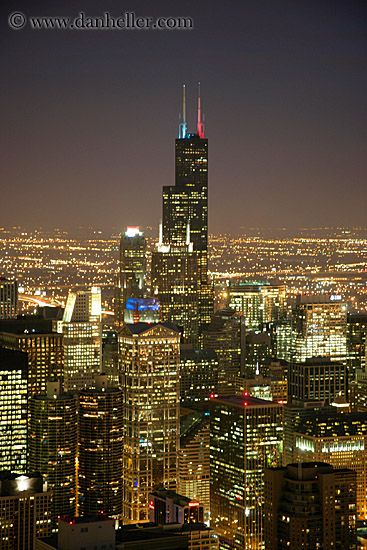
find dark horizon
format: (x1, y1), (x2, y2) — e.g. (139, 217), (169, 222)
(1, 0), (366, 232)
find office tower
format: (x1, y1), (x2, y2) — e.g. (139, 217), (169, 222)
(291, 407), (367, 519)
(228, 281), (287, 329)
(0, 347), (27, 471)
(119, 322), (180, 522)
(0, 471), (52, 550)
(117, 226), (147, 325)
(149, 488), (204, 524)
(210, 396), (283, 549)
(180, 349), (218, 408)
(124, 297), (160, 324)
(57, 287), (102, 390)
(264, 463), (357, 550)
(28, 381), (78, 521)
(347, 312), (367, 380)
(292, 294), (348, 363)
(155, 85), (213, 343)
(284, 358), (348, 465)
(288, 358), (348, 405)
(102, 329), (119, 386)
(178, 415), (210, 520)
(78, 375), (123, 518)
(0, 277), (18, 319)
(0, 318), (63, 396)
(202, 309), (244, 394)
(152, 238), (201, 346)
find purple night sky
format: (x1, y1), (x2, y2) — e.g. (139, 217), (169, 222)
(1, 0), (366, 232)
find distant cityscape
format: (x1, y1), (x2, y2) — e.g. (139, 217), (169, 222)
(0, 85), (366, 550)
(1, 225), (366, 315)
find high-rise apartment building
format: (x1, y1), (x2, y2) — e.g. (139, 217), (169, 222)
(264, 463), (357, 549)
(0, 318), (63, 396)
(0, 472), (52, 550)
(56, 287), (102, 390)
(0, 277), (18, 319)
(210, 396), (283, 549)
(28, 381), (78, 521)
(78, 375), (123, 518)
(0, 347), (28, 471)
(119, 322), (180, 523)
(228, 281), (287, 330)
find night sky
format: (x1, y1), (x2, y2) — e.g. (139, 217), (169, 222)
(1, 0), (366, 233)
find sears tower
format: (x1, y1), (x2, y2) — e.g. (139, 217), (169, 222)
(152, 85), (213, 345)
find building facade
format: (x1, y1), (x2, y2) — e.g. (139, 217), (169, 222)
(0, 472), (52, 550)
(264, 463), (357, 549)
(119, 322), (180, 522)
(56, 287), (102, 390)
(0, 277), (18, 319)
(0, 347), (28, 471)
(210, 396), (283, 549)
(28, 381), (78, 521)
(78, 375), (123, 518)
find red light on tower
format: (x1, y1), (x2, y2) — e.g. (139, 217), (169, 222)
(243, 391), (249, 397)
(209, 392), (215, 399)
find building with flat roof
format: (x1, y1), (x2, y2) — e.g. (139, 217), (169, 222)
(119, 323), (180, 522)
(0, 347), (28, 471)
(0, 471), (51, 550)
(210, 395), (283, 549)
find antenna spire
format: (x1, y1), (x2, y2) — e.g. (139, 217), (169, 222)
(178, 84), (187, 139)
(197, 82), (205, 138)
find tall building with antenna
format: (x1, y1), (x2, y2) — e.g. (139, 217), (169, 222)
(152, 84), (213, 343)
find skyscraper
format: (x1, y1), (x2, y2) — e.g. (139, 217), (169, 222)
(284, 357), (348, 465)
(117, 226), (147, 325)
(0, 277), (18, 319)
(210, 395), (283, 549)
(152, 237), (201, 346)
(0, 318), (63, 396)
(119, 322), (180, 523)
(228, 281), (287, 330)
(291, 407), (367, 519)
(56, 287), (102, 390)
(78, 374), (123, 518)
(0, 347), (28, 471)
(153, 85), (213, 344)
(291, 294), (348, 364)
(178, 414), (210, 521)
(202, 309), (244, 394)
(28, 381), (78, 522)
(0, 472), (52, 550)
(264, 463), (357, 549)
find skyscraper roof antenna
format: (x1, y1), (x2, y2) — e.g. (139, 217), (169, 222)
(178, 84), (187, 139)
(197, 81), (205, 138)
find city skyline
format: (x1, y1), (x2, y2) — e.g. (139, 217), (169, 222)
(1, 0), (367, 232)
